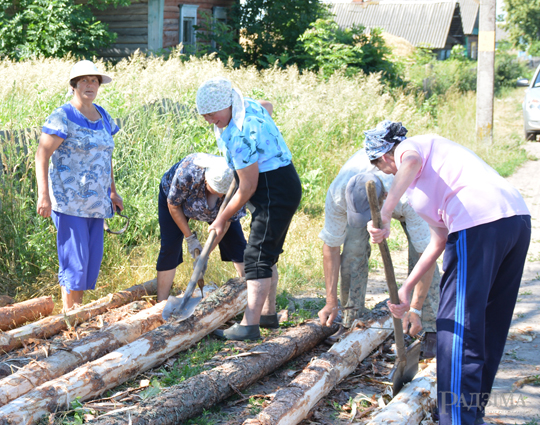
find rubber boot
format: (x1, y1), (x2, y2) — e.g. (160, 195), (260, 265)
(421, 331), (437, 359)
(260, 313), (279, 329)
(213, 323), (260, 341)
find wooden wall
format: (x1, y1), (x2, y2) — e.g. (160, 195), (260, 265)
(164, 0), (236, 49)
(94, 0), (149, 60)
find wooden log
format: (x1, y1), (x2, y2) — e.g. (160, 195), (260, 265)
(0, 300), (168, 407)
(0, 278), (247, 425)
(365, 363), (437, 425)
(91, 319), (340, 425)
(0, 280), (157, 354)
(0, 296), (13, 308)
(248, 310), (393, 425)
(0, 297), (54, 331)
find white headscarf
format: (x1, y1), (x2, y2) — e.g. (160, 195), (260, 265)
(196, 77), (245, 140)
(193, 153), (234, 195)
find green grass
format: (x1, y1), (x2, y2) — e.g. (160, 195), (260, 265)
(0, 55), (531, 305)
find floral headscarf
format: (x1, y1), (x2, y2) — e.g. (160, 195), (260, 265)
(193, 153), (233, 195)
(196, 77), (245, 140)
(364, 120), (408, 160)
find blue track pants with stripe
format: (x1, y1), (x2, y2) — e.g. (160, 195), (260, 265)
(437, 215), (531, 425)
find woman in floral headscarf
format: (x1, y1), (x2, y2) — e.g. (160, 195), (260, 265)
(196, 77), (302, 341)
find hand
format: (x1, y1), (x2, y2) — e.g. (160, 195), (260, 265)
(367, 214), (391, 244)
(110, 191), (124, 212)
(318, 303), (339, 327)
(37, 194), (52, 218)
(387, 285), (411, 319)
(402, 311), (423, 336)
(185, 233), (203, 259)
(208, 217), (227, 240)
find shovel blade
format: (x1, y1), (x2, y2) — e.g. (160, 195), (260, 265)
(162, 283), (218, 321)
(389, 339), (422, 396)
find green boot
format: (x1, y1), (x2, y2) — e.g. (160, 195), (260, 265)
(214, 323), (260, 341)
(259, 313), (279, 329)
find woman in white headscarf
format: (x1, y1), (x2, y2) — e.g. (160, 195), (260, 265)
(156, 153), (247, 302)
(197, 77), (302, 341)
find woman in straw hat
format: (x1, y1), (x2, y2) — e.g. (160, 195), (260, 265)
(156, 153), (247, 302)
(35, 60), (123, 312)
(196, 77), (302, 341)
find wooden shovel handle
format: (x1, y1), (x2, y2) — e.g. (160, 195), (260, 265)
(366, 180), (406, 361)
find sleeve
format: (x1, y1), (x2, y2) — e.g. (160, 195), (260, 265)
(395, 139), (425, 175)
(167, 164), (192, 206)
(318, 187), (348, 247)
(400, 201), (431, 253)
(227, 117), (263, 170)
(42, 108), (68, 139)
(99, 106), (120, 136)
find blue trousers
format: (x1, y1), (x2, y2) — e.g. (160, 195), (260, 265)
(51, 211), (104, 293)
(437, 215), (531, 425)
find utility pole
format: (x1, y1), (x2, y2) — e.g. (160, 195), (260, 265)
(476, 0), (497, 143)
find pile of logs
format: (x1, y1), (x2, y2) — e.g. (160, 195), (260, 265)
(0, 280), (437, 425)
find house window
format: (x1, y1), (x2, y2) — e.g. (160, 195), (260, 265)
(211, 6), (227, 50)
(179, 4), (199, 52)
(470, 41), (478, 60)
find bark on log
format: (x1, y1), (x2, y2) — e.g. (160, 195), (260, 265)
(0, 278), (247, 425)
(0, 297), (14, 308)
(366, 362), (437, 425)
(248, 309), (393, 425)
(0, 297), (54, 331)
(0, 279), (157, 354)
(0, 300), (167, 406)
(91, 319), (340, 425)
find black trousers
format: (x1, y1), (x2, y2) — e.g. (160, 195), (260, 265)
(243, 163), (302, 280)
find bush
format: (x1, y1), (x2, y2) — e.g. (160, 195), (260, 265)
(0, 0), (129, 60)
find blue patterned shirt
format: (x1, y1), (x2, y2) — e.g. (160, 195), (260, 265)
(218, 98), (292, 172)
(161, 154), (246, 223)
(42, 103), (119, 218)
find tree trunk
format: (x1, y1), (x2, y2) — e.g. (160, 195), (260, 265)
(92, 319), (340, 425)
(0, 278), (247, 425)
(0, 279), (157, 354)
(248, 310), (393, 425)
(365, 363), (437, 425)
(0, 297), (54, 331)
(0, 300), (168, 407)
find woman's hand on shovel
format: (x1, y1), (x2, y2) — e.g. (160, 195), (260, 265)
(387, 285), (412, 319)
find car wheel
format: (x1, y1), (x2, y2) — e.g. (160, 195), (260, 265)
(525, 131), (537, 141)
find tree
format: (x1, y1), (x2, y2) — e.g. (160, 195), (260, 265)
(503, 0), (540, 55)
(0, 0), (130, 60)
(297, 19), (399, 83)
(203, 0), (328, 68)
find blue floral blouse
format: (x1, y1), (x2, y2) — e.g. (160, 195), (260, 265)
(41, 103), (119, 219)
(218, 98), (292, 172)
(161, 153), (246, 223)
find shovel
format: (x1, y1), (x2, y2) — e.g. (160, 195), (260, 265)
(162, 179), (238, 321)
(366, 180), (421, 396)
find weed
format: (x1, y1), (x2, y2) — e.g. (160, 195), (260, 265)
(276, 290), (290, 310)
(248, 396), (264, 415)
(520, 290), (532, 296)
(534, 274), (540, 281)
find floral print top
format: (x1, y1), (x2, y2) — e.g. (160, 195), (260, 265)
(41, 103), (119, 219)
(218, 98), (292, 172)
(161, 153), (246, 223)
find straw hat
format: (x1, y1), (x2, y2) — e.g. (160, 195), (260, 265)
(69, 60), (112, 84)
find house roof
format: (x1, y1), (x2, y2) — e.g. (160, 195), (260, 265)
(331, 0), (464, 49)
(456, 0), (479, 35)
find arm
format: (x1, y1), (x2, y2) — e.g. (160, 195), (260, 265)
(208, 162), (259, 239)
(318, 243), (341, 327)
(109, 159), (124, 212)
(258, 100), (273, 117)
(388, 225), (447, 319)
(368, 150), (423, 242)
(35, 133), (64, 218)
(167, 203), (193, 238)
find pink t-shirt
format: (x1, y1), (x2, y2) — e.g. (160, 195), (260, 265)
(395, 135), (530, 233)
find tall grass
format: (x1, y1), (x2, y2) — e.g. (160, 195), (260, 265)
(0, 53), (530, 303)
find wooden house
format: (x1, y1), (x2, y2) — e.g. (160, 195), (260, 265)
(93, 0), (236, 61)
